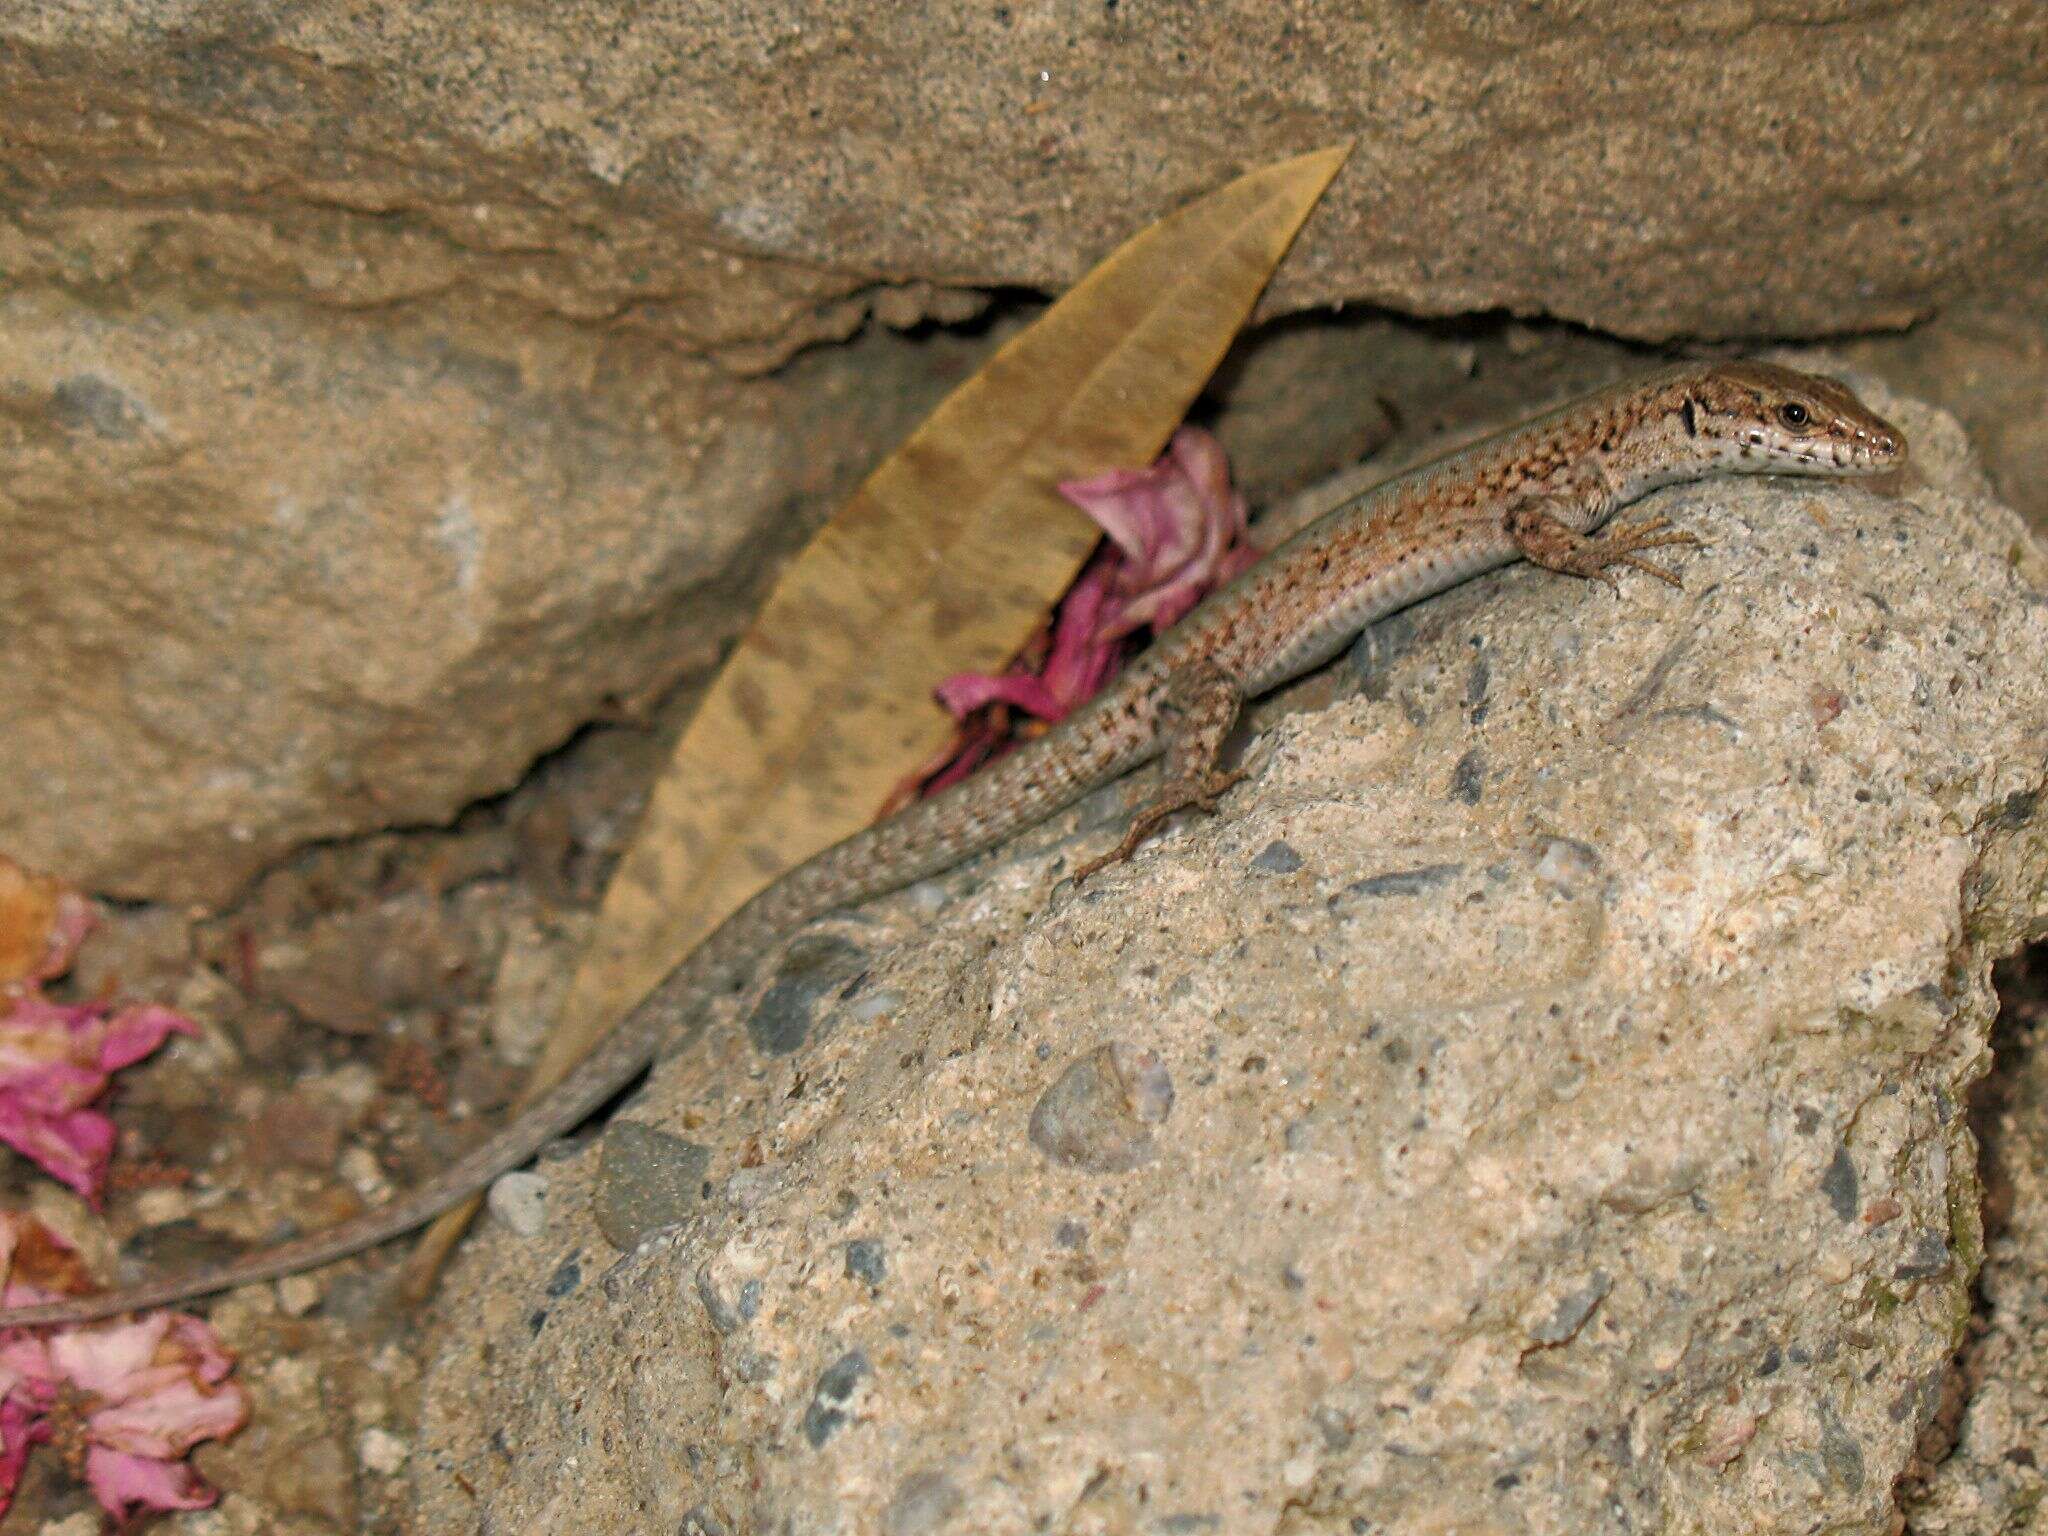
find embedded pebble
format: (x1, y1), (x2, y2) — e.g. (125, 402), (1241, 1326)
(486, 1170), (550, 1238)
(275, 1273), (324, 1317)
(1527, 1272), (1612, 1345)
(745, 933), (868, 1055)
(1249, 839), (1303, 874)
(132, 1186), (198, 1226)
(803, 1350), (871, 1447)
(844, 1239), (887, 1287)
(1029, 1042), (1174, 1173)
(358, 1426), (410, 1476)
(338, 1144), (391, 1202)
(594, 1121), (711, 1250)
(884, 1470), (963, 1535)
(849, 987), (906, 1024)
(1822, 1147), (1859, 1222)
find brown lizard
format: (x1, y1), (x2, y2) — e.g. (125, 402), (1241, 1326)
(0, 360), (1903, 1328)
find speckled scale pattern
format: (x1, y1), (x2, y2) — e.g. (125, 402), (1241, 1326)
(0, 361), (1904, 1327)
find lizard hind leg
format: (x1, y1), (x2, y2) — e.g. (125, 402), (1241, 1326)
(1073, 657), (1247, 885)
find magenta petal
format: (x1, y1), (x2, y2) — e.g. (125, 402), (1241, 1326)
(0, 1101), (113, 1200)
(165, 1315), (238, 1387)
(934, 671), (1069, 721)
(97, 1004), (196, 1074)
(84, 1445), (216, 1518)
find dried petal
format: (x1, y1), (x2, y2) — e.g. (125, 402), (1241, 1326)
(0, 991), (194, 1200)
(84, 1446), (217, 1518)
(0, 858), (94, 988)
(0, 1215), (248, 1520)
(911, 428), (1254, 798)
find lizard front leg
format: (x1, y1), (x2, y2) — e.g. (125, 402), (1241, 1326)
(1073, 657), (1246, 884)
(1505, 497), (1702, 591)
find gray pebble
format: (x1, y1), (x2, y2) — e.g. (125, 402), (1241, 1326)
(1249, 839), (1304, 875)
(595, 1122), (711, 1251)
(1030, 1043), (1174, 1173)
(1893, 1231), (1950, 1280)
(845, 1239), (887, 1287)
(747, 933), (869, 1055)
(1348, 610), (1417, 700)
(1450, 749), (1486, 805)
(803, 1349), (872, 1448)
(1821, 1147), (1859, 1223)
(1339, 863), (1461, 902)
(1528, 1272), (1611, 1345)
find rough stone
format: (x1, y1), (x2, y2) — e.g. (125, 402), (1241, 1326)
(3, 5), (2038, 348)
(409, 377), (2048, 1533)
(1900, 950), (2048, 1534)
(5, 4), (2044, 914)
(593, 1122), (711, 1252)
(0, 300), (978, 903)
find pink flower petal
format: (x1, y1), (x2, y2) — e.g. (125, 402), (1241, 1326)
(96, 1004), (197, 1074)
(37, 894), (95, 983)
(913, 425), (1255, 800)
(934, 671), (1071, 722)
(0, 1101), (114, 1201)
(84, 1445), (217, 1518)
(48, 1316), (170, 1400)
(0, 986), (195, 1200)
(89, 1376), (249, 1459)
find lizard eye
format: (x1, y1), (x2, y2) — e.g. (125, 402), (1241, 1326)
(1777, 401), (1810, 429)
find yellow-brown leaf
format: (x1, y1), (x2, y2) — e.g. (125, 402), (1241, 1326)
(408, 144), (1350, 1287)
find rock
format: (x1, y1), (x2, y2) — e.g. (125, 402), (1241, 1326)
(3, 8), (2038, 348)
(484, 1170), (549, 1240)
(1028, 1043), (1175, 1173)
(593, 1122), (711, 1251)
(1900, 950), (2048, 1533)
(249, 1089), (349, 1174)
(6, 6), (2044, 909)
(408, 377), (2048, 1533)
(0, 302), (977, 903)
(743, 933), (870, 1057)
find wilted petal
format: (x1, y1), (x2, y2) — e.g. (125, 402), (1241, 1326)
(934, 671), (1069, 722)
(38, 895), (95, 984)
(84, 1445), (216, 1518)
(89, 1376), (249, 1459)
(0, 988), (195, 1200)
(1060, 427), (1249, 633)
(97, 1005), (196, 1074)
(0, 1100), (116, 1201)
(935, 552), (1124, 726)
(48, 1315), (169, 1400)
(915, 427), (1255, 801)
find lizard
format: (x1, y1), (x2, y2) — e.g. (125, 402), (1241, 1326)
(0, 360), (1904, 1329)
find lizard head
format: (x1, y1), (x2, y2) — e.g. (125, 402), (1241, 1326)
(1681, 362), (1905, 477)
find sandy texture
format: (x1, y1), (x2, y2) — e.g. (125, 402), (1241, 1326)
(405, 379), (2048, 1534)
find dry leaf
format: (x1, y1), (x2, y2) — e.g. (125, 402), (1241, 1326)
(408, 144), (1350, 1286)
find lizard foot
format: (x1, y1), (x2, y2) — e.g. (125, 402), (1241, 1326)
(1072, 767), (1248, 885)
(1510, 505), (1704, 592)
